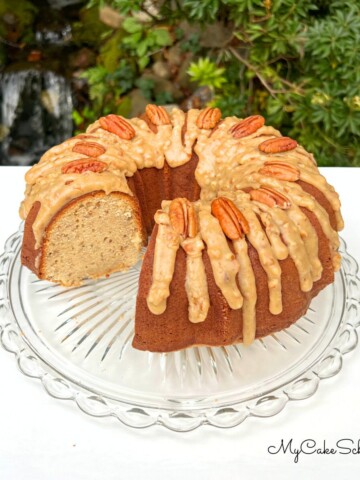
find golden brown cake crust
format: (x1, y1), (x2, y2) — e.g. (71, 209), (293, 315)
(21, 201), (41, 276)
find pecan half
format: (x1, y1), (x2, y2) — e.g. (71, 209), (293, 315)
(99, 114), (135, 140)
(211, 197), (249, 240)
(258, 136), (297, 153)
(259, 160), (300, 182)
(229, 115), (265, 138)
(87, 127), (100, 134)
(169, 198), (198, 238)
(139, 113), (158, 133)
(74, 134), (95, 140)
(72, 141), (106, 157)
(145, 104), (171, 125)
(249, 187), (291, 209)
(196, 107), (222, 129)
(61, 159), (107, 174)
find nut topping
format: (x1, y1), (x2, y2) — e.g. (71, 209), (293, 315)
(73, 134), (95, 140)
(229, 115), (265, 138)
(145, 104), (171, 125)
(258, 136), (297, 153)
(250, 187), (291, 209)
(259, 160), (300, 182)
(169, 198), (198, 238)
(196, 107), (222, 129)
(211, 197), (249, 240)
(61, 159), (107, 174)
(72, 141), (106, 157)
(99, 114), (135, 140)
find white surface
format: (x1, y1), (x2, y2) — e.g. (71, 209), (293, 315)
(0, 167), (359, 479)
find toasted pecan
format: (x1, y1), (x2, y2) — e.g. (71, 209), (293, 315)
(74, 134), (95, 140)
(258, 136), (297, 153)
(99, 114), (135, 140)
(72, 141), (106, 157)
(259, 160), (300, 182)
(229, 115), (265, 138)
(211, 197), (249, 240)
(169, 198), (198, 238)
(196, 107), (222, 129)
(61, 159), (107, 174)
(145, 104), (171, 125)
(249, 187), (291, 209)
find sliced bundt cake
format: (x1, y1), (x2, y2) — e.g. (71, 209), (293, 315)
(19, 104), (343, 351)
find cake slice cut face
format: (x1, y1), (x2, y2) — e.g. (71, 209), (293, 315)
(19, 105), (344, 352)
(22, 191), (145, 287)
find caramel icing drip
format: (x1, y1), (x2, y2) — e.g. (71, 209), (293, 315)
(21, 107), (344, 345)
(227, 170), (341, 271)
(238, 203), (283, 315)
(254, 203), (314, 292)
(182, 235), (210, 323)
(147, 202), (210, 323)
(198, 206), (243, 310)
(258, 210), (289, 260)
(286, 205), (323, 281)
(165, 108), (211, 167)
(146, 210), (180, 315)
(277, 182), (340, 270)
(233, 238), (257, 345)
(298, 168), (344, 230)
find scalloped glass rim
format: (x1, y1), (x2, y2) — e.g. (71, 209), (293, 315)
(0, 223), (359, 432)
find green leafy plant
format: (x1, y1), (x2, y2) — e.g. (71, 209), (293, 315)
(122, 18), (173, 69)
(188, 58), (226, 90)
(79, 0), (360, 166)
(73, 59), (136, 130)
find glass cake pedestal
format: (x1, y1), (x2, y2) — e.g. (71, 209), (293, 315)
(0, 223), (359, 431)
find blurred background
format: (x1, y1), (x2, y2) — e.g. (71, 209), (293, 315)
(0, 0), (359, 166)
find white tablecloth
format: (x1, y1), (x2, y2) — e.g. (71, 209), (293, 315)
(0, 167), (359, 479)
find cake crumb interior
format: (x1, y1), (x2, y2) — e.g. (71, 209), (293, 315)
(42, 193), (143, 286)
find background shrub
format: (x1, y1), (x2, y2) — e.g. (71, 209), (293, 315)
(78, 0), (360, 166)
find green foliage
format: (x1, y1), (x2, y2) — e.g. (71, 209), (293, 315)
(180, 32), (201, 54)
(0, 0), (38, 62)
(135, 77), (155, 100)
(75, 57), (136, 131)
(182, 0), (222, 23)
(121, 18), (173, 69)
(89, 0), (143, 14)
(0, 0), (38, 40)
(98, 30), (126, 72)
(72, 6), (110, 45)
(80, 0), (360, 166)
(188, 58), (226, 90)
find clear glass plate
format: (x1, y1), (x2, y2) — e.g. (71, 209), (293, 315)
(0, 223), (359, 431)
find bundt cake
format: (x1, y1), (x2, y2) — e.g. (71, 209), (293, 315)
(19, 104), (343, 352)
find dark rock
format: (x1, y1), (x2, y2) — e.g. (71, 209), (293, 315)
(200, 22), (234, 48)
(175, 53), (194, 91)
(164, 45), (183, 66)
(3, 12), (17, 25)
(27, 50), (42, 62)
(129, 89), (150, 117)
(181, 86), (213, 111)
(99, 5), (123, 29)
(142, 72), (183, 101)
(152, 60), (171, 80)
(69, 47), (96, 69)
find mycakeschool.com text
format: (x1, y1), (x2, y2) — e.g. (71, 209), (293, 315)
(267, 438), (360, 463)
